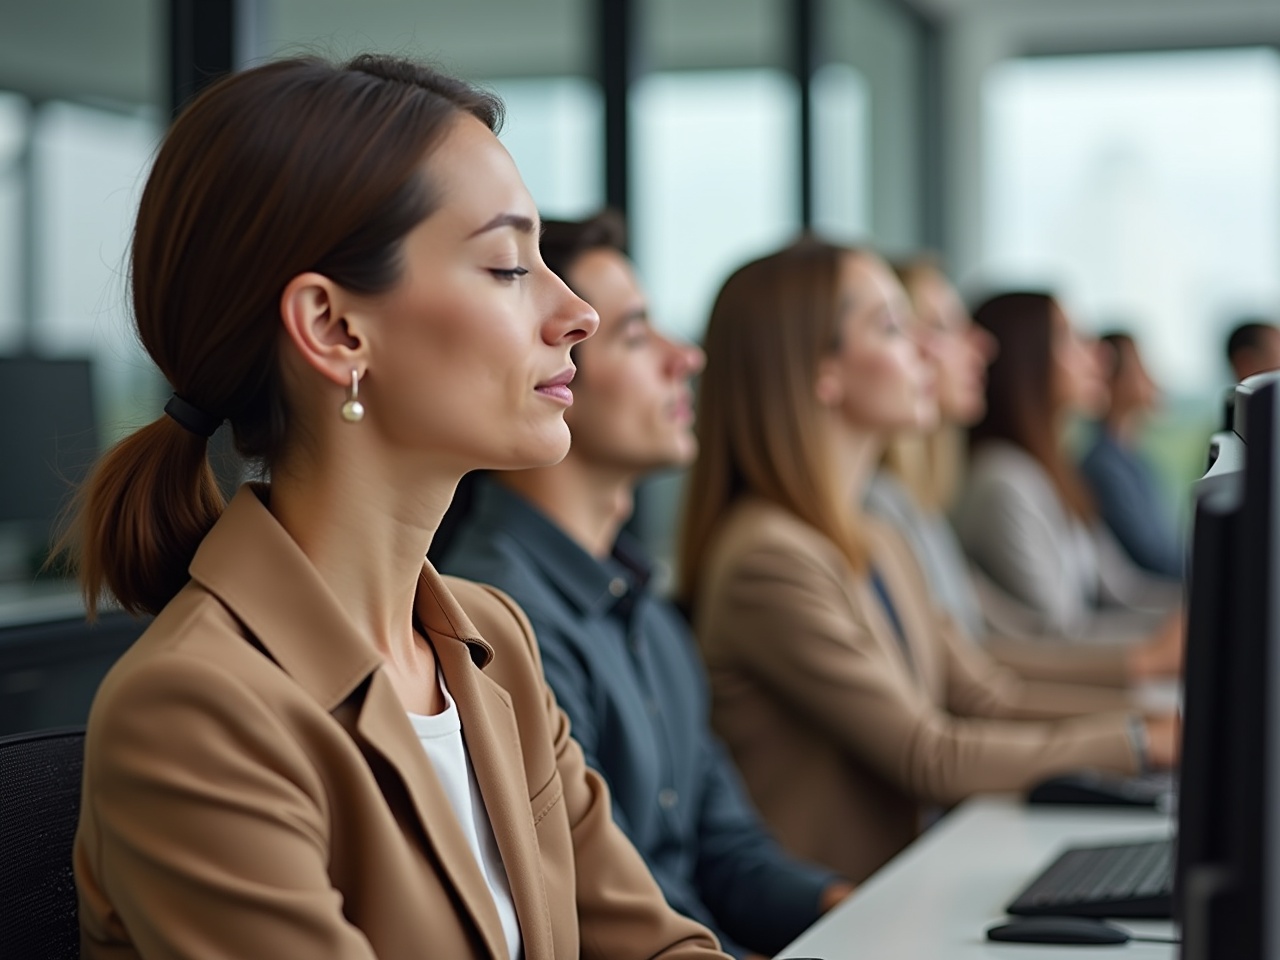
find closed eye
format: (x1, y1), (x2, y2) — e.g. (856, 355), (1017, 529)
(490, 267), (529, 282)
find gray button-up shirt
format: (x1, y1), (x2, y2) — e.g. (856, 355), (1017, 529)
(440, 479), (833, 958)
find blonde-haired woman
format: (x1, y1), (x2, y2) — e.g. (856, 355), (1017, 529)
(678, 238), (1176, 884)
(870, 259), (1181, 688)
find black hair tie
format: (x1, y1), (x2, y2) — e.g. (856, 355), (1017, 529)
(164, 394), (223, 438)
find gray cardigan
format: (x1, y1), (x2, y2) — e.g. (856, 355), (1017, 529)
(955, 442), (1179, 640)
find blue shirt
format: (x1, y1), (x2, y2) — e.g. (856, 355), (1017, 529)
(1080, 427), (1184, 580)
(440, 478), (833, 958)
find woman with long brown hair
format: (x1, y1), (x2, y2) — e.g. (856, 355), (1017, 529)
(678, 238), (1176, 884)
(955, 292), (1182, 643)
(67, 55), (726, 960)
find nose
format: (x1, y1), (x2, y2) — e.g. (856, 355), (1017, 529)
(677, 339), (706, 377)
(970, 324), (999, 362)
(544, 275), (599, 347)
(658, 330), (705, 377)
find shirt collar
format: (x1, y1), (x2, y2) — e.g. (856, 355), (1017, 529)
(469, 477), (651, 618)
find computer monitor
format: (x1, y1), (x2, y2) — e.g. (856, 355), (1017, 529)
(1177, 371), (1280, 959)
(0, 356), (99, 577)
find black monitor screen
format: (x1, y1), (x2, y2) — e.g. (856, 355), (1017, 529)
(0, 357), (99, 564)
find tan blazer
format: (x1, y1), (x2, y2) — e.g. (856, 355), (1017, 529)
(692, 497), (1139, 884)
(76, 486), (726, 960)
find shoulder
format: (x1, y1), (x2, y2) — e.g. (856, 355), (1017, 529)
(704, 499), (850, 593)
(970, 441), (1045, 483)
(96, 584), (279, 707)
(964, 442), (1058, 508)
(441, 525), (566, 626)
(713, 497), (835, 556)
(84, 588), (329, 793)
(863, 515), (919, 571)
(866, 471), (930, 534)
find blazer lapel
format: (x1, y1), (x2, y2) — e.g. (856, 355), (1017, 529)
(353, 669), (512, 960)
(190, 487), (514, 960)
(435, 634), (554, 960)
(851, 575), (920, 687)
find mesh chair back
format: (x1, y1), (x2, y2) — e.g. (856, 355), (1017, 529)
(0, 728), (86, 960)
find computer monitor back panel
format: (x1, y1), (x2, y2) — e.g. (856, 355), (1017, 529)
(1179, 373), (1280, 960)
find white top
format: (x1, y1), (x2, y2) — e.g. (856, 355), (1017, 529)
(777, 795), (1175, 959)
(408, 677), (522, 960)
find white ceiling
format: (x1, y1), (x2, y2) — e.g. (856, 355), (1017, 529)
(1, 0), (1279, 109)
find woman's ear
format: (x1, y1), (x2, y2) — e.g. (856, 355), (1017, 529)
(815, 358), (844, 409)
(279, 272), (365, 387)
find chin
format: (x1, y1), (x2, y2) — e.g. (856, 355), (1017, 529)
(500, 425), (573, 471)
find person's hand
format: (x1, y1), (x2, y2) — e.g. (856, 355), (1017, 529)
(819, 880), (856, 913)
(1142, 712), (1181, 769)
(1127, 611), (1184, 681)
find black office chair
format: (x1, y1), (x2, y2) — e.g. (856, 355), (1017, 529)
(0, 727), (86, 960)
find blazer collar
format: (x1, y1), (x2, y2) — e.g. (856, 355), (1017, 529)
(189, 485), (543, 959)
(188, 485), (495, 711)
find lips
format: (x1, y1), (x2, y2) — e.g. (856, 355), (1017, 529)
(535, 367), (576, 405)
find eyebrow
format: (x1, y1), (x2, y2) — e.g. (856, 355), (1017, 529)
(467, 212), (539, 239)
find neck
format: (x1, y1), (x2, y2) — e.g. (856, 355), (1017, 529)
(1103, 409), (1140, 446)
(500, 457), (638, 560)
(268, 441), (458, 665)
(830, 417), (887, 507)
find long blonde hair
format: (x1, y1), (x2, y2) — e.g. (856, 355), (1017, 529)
(885, 256), (965, 512)
(677, 237), (869, 608)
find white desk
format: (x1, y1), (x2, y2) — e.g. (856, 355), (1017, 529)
(775, 796), (1176, 959)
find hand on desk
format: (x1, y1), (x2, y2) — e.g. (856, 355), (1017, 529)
(1143, 712), (1181, 769)
(819, 879), (856, 913)
(1127, 611), (1184, 682)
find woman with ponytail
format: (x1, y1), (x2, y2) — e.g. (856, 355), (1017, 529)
(69, 55), (726, 960)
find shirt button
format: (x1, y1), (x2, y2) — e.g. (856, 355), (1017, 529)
(658, 788), (678, 809)
(608, 577), (627, 597)
(645, 698), (660, 716)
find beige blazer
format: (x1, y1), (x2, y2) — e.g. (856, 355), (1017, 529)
(693, 497), (1139, 884)
(76, 486), (726, 960)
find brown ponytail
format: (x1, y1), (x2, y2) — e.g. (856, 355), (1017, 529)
(65, 55), (502, 617)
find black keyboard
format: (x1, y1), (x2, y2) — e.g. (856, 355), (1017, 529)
(1007, 838), (1173, 919)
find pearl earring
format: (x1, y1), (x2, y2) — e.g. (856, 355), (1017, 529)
(341, 369), (365, 423)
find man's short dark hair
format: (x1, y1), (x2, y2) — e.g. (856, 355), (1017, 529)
(539, 210), (627, 292)
(1226, 319), (1278, 363)
(1097, 330), (1135, 381)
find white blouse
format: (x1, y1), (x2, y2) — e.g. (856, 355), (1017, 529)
(408, 675), (523, 960)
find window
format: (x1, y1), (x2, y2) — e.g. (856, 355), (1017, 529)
(983, 48), (1280, 396)
(487, 77), (603, 219)
(631, 69), (800, 343)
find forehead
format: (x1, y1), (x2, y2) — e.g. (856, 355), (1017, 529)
(422, 114), (536, 232)
(568, 248), (643, 318)
(839, 253), (903, 310)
